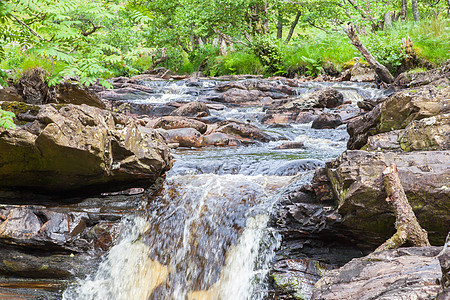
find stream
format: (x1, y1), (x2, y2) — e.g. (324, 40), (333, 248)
(63, 79), (383, 300)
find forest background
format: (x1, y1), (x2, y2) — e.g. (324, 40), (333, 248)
(0, 0), (449, 88)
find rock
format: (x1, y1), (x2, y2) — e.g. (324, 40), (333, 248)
(50, 81), (105, 109)
(222, 88), (265, 105)
(159, 128), (203, 148)
(13, 68), (105, 108)
(393, 61), (450, 87)
(216, 120), (273, 142)
(271, 259), (334, 300)
(326, 150), (450, 246)
(438, 233), (450, 293)
(216, 80), (295, 95)
(170, 101), (210, 117)
(350, 61), (377, 82)
(273, 142), (305, 150)
(313, 87), (344, 108)
(363, 130), (401, 151)
(0, 87), (23, 102)
(312, 247), (442, 300)
(152, 116), (207, 134)
(399, 114), (450, 151)
(202, 132), (240, 147)
(347, 85), (450, 150)
(295, 111), (317, 124)
(311, 113), (342, 129)
(0, 103), (172, 193)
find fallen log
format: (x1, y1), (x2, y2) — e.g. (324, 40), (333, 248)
(344, 24), (394, 84)
(375, 163), (430, 252)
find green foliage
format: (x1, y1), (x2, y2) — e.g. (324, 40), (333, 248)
(251, 35), (284, 74)
(0, 109), (16, 130)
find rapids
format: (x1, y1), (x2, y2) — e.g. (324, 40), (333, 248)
(63, 79), (383, 300)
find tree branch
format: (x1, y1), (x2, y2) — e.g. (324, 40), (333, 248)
(10, 13), (45, 41)
(375, 164), (431, 252)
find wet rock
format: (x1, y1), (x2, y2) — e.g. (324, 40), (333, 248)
(312, 87), (344, 108)
(152, 116), (208, 134)
(159, 128), (203, 148)
(262, 109), (299, 125)
(273, 142), (305, 150)
(393, 61), (450, 87)
(295, 111), (317, 124)
(398, 114), (450, 151)
(268, 159), (324, 176)
(216, 120), (273, 142)
(326, 150), (450, 246)
(170, 101), (210, 117)
(203, 132), (240, 147)
(0, 103), (172, 193)
(312, 247), (442, 300)
(271, 259), (334, 300)
(198, 116), (225, 124)
(216, 80), (295, 95)
(311, 113), (342, 129)
(222, 88), (265, 105)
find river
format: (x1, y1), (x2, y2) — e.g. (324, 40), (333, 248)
(63, 79), (383, 300)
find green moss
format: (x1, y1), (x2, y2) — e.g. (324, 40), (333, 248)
(1, 101), (40, 116)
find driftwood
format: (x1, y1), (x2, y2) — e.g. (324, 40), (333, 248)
(344, 24), (395, 84)
(375, 164), (431, 252)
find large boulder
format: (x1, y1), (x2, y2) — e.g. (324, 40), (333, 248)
(347, 85), (450, 150)
(0, 102), (172, 193)
(325, 150), (450, 245)
(311, 113), (343, 129)
(312, 247), (442, 300)
(216, 120), (273, 142)
(283, 87), (344, 110)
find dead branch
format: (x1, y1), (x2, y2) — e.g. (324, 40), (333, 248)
(344, 24), (394, 84)
(375, 164), (431, 252)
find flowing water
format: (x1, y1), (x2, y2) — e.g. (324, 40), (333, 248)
(63, 79), (383, 300)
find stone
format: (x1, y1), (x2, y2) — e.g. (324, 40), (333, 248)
(202, 133), (240, 147)
(273, 142), (305, 150)
(350, 61), (377, 82)
(311, 113), (343, 129)
(216, 120), (273, 142)
(312, 247), (442, 300)
(152, 116), (208, 134)
(222, 88), (265, 105)
(295, 111), (317, 124)
(14, 68), (48, 105)
(0, 103), (172, 192)
(170, 101), (210, 117)
(159, 128), (203, 148)
(347, 85), (450, 150)
(50, 81), (105, 109)
(438, 233), (450, 292)
(399, 114), (450, 151)
(363, 130), (401, 151)
(0, 87), (23, 102)
(326, 150), (450, 246)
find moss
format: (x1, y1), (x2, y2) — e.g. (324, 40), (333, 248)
(1, 101), (40, 116)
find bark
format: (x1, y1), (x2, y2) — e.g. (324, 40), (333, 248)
(401, 0), (407, 21)
(375, 164), (431, 252)
(344, 24), (395, 84)
(150, 48), (168, 69)
(412, 0), (420, 21)
(286, 10), (301, 43)
(277, 11), (283, 39)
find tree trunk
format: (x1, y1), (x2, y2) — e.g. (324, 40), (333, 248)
(384, 11), (392, 29)
(344, 24), (394, 84)
(401, 0), (407, 21)
(412, 0), (420, 21)
(375, 164), (431, 252)
(277, 11), (283, 39)
(286, 10), (301, 43)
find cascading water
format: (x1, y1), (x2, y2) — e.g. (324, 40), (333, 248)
(63, 80), (383, 300)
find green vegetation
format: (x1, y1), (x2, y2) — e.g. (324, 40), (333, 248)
(0, 0), (449, 84)
(0, 109), (16, 129)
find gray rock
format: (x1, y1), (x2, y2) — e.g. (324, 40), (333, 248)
(312, 247), (442, 300)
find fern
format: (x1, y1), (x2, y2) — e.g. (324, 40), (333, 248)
(0, 109), (16, 130)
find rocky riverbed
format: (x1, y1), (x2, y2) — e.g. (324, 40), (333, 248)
(0, 62), (448, 299)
